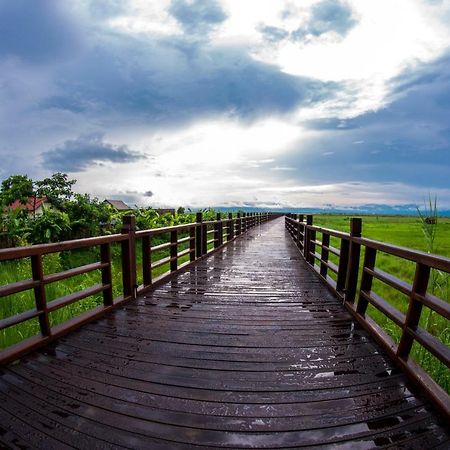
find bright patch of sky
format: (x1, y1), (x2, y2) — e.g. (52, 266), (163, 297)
(1, 0), (450, 209)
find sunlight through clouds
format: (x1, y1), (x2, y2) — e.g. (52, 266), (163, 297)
(1, 0), (450, 209)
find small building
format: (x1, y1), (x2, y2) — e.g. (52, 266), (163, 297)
(104, 199), (131, 211)
(8, 197), (50, 217)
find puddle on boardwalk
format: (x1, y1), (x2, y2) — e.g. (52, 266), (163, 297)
(165, 302), (193, 311)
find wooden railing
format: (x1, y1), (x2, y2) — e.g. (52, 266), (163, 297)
(0, 212), (276, 364)
(285, 214), (450, 421)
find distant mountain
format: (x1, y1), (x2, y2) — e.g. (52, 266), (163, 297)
(214, 204), (450, 217)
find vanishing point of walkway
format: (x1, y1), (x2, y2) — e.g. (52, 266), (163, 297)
(0, 218), (449, 449)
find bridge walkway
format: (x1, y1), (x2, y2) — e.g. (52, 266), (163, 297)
(0, 218), (448, 449)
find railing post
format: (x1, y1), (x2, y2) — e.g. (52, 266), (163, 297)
(336, 237), (350, 296)
(356, 247), (377, 315)
(31, 254), (51, 337)
(100, 243), (114, 305)
(121, 215), (137, 300)
(228, 213), (234, 240)
(298, 214), (304, 251)
(196, 212), (203, 258)
(320, 232), (330, 278)
(237, 212), (241, 235)
(202, 219), (207, 255)
(142, 235), (152, 287)
(170, 229), (178, 272)
(397, 263), (430, 360)
(293, 214), (299, 247)
(215, 213), (222, 248)
(344, 218), (362, 304)
(189, 226), (196, 262)
(309, 218), (316, 265)
(305, 215), (313, 264)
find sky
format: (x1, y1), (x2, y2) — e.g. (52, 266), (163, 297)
(1, 0), (450, 210)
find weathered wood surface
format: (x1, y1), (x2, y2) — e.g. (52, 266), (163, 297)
(0, 218), (448, 449)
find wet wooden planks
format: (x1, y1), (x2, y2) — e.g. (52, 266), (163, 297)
(0, 218), (449, 449)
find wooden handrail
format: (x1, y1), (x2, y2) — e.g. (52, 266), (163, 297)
(0, 212), (277, 364)
(285, 214), (450, 422)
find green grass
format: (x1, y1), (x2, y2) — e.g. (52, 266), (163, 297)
(312, 215), (450, 392)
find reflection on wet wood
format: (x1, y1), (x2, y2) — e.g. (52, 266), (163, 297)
(0, 218), (449, 448)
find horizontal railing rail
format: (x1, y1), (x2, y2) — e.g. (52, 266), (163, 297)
(285, 214), (450, 422)
(0, 212), (278, 364)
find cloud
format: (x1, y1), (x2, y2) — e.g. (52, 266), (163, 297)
(42, 37), (336, 126)
(295, 0), (356, 39)
(87, 0), (128, 19)
(0, 0), (82, 64)
(41, 133), (146, 172)
(169, 0), (227, 34)
(275, 52), (450, 192)
(259, 26), (290, 43)
(260, 0), (356, 43)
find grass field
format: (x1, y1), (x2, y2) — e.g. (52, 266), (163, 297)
(313, 214), (450, 392)
(1, 215), (449, 391)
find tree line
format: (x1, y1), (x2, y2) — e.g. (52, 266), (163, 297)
(0, 173), (200, 247)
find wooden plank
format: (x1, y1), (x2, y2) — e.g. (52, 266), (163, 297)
(46, 284), (107, 313)
(360, 290), (405, 327)
(365, 266), (413, 296)
(0, 309), (42, 331)
(0, 233), (127, 261)
(0, 279), (39, 298)
(150, 242), (172, 252)
(43, 262), (107, 284)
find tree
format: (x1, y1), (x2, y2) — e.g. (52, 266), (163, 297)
(29, 209), (71, 243)
(35, 172), (75, 209)
(65, 193), (112, 238)
(0, 175), (34, 207)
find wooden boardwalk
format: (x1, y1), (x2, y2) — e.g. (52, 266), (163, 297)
(0, 218), (448, 449)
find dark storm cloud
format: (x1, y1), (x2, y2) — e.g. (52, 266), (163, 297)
(43, 38), (337, 125)
(41, 134), (146, 172)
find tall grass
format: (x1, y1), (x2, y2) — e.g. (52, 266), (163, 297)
(314, 211), (450, 392)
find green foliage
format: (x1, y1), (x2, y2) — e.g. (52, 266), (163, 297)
(416, 194), (438, 254)
(0, 208), (31, 247)
(35, 172), (75, 209)
(132, 207), (162, 230)
(0, 174), (34, 207)
(199, 207), (219, 221)
(29, 208), (71, 243)
(64, 193), (112, 239)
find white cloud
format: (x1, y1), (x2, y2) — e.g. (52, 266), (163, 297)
(256, 181), (450, 208)
(217, 0), (450, 118)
